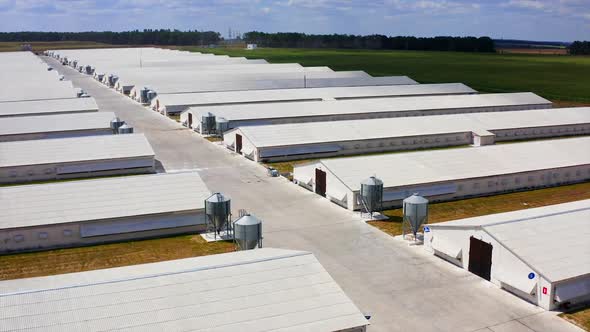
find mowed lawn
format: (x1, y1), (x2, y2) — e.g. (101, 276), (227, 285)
(0, 235), (235, 281)
(185, 47), (590, 103)
(367, 181), (590, 237)
(560, 307), (590, 331)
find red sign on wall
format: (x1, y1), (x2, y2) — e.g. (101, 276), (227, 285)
(542, 287), (548, 295)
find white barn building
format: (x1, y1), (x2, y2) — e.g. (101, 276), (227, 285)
(0, 172), (210, 253)
(0, 133), (155, 184)
(224, 107), (590, 162)
(0, 112), (116, 142)
(424, 200), (590, 311)
(292, 137), (590, 210)
(0, 98), (99, 118)
(156, 83), (476, 115)
(128, 73), (418, 103)
(0, 248), (369, 331)
(0, 51), (80, 102)
(183, 93), (552, 134)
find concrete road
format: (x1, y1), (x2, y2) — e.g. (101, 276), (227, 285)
(45, 57), (582, 332)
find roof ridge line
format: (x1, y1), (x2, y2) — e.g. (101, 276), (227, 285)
(0, 250), (312, 298)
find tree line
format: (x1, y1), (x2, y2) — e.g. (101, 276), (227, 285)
(243, 32), (495, 52)
(0, 30), (221, 46)
(569, 41), (590, 55)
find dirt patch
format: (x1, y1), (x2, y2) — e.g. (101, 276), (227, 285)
(553, 100), (590, 108)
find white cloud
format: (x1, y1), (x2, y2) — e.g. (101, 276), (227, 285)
(503, 0), (546, 10)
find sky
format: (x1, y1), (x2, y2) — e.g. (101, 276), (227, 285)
(0, 0), (588, 41)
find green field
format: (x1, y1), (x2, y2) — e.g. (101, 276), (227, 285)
(184, 47), (590, 103)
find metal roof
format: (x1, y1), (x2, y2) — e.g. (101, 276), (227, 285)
(0, 172), (210, 229)
(235, 107), (590, 147)
(311, 136), (590, 191)
(189, 92), (551, 121)
(157, 83), (474, 109)
(116, 69), (355, 91)
(49, 47), (268, 75)
(112, 63), (310, 75)
(0, 81), (77, 103)
(0, 98), (99, 117)
(0, 133), (154, 168)
(429, 200), (590, 282)
(129, 72), (416, 94)
(0, 112), (115, 136)
(0, 248), (368, 331)
(0, 52), (78, 103)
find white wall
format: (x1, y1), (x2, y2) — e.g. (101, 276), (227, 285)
(0, 157), (155, 184)
(425, 227), (550, 309)
(0, 211), (206, 253)
(256, 132), (472, 163)
(493, 124), (590, 142)
(379, 164), (590, 209)
(294, 161), (355, 209)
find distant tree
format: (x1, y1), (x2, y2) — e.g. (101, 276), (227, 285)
(569, 41), (590, 55)
(0, 30), (221, 46)
(242, 32), (495, 53)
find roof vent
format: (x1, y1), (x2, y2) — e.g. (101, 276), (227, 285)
(110, 117), (125, 133)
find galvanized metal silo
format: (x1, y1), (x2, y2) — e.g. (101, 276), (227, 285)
(360, 176), (383, 214)
(205, 193), (232, 234)
(201, 112), (216, 135)
(402, 193), (429, 238)
(234, 214), (262, 250)
(216, 117), (230, 136)
(110, 117), (125, 134)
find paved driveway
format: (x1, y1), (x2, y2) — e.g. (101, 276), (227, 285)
(44, 57), (582, 332)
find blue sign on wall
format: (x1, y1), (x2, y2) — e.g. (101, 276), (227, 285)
(528, 272), (536, 280)
(424, 226), (431, 233)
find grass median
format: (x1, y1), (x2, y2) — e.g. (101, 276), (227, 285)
(0, 235), (235, 281)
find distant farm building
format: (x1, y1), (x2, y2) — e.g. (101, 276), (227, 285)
(224, 108), (590, 162)
(152, 83), (476, 115)
(184, 92), (552, 135)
